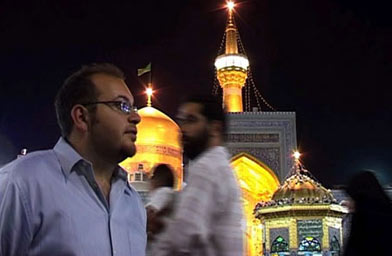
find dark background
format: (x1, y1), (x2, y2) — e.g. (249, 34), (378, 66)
(1, 0), (392, 187)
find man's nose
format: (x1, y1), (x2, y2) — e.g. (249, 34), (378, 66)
(128, 112), (141, 124)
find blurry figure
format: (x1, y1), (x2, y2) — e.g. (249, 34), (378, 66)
(340, 200), (354, 250)
(146, 164), (176, 255)
(343, 170), (392, 256)
(152, 95), (244, 256)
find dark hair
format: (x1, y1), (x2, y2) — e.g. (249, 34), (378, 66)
(151, 164), (175, 188)
(182, 94), (227, 135)
(54, 63), (125, 138)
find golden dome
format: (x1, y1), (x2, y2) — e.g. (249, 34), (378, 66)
(272, 171), (336, 204)
(253, 163), (346, 220)
(135, 106), (180, 147)
(120, 106), (183, 188)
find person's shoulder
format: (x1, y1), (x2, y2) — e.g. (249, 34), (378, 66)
(151, 187), (175, 201)
(154, 187), (174, 195)
(200, 147), (231, 169)
(0, 149), (57, 181)
(190, 149), (226, 178)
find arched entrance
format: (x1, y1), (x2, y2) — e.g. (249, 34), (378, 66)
(231, 153), (280, 256)
(271, 236), (290, 256)
(298, 237), (322, 256)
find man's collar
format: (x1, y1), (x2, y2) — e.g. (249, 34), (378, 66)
(53, 137), (85, 178)
(114, 166), (128, 181)
(53, 137), (128, 181)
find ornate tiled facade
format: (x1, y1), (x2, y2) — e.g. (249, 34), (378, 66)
(226, 111), (297, 180)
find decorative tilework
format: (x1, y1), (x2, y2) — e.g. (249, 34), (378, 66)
(227, 133), (279, 143)
(297, 219), (323, 242)
(229, 147), (280, 174)
(227, 112), (297, 180)
(136, 144), (181, 157)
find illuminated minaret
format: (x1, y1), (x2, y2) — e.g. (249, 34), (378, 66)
(214, 1), (249, 112)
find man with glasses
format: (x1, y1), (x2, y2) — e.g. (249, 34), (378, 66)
(0, 63), (146, 256)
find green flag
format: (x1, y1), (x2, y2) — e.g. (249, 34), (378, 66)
(137, 63), (151, 76)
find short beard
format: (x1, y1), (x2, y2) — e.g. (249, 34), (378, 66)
(183, 128), (209, 160)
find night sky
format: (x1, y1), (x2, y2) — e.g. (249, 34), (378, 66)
(1, 0), (392, 187)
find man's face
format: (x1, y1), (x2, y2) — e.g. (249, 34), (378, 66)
(87, 73), (140, 162)
(176, 102), (209, 160)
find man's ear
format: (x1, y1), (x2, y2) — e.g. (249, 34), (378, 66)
(70, 105), (90, 133)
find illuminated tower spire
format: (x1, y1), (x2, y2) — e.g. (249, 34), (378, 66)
(215, 1), (249, 112)
(146, 85), (153, 107)
(225, 1), (238, 54)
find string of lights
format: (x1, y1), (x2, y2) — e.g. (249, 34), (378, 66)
(236, 21), (276, 111)
(212, 68), (220, 96)
(212, 29), (227, 96)
(247, 69), (276, 111)
(245, 79), (251, 111)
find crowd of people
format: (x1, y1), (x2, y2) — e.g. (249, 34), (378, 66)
(0, 63), (391, 256)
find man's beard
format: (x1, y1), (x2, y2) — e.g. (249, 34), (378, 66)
(89, 116), (135, 163)
(182, 128), (209, 160)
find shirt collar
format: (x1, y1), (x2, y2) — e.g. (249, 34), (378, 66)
(54, 137), (84, 178)
(115, 166), (129, 181)
(53, 137), (128, 181)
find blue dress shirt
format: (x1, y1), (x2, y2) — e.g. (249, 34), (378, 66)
(0, 138), (146, 256)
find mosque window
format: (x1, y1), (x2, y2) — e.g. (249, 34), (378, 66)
(298, 237), (321, 252)
(142, 173), (148, 181)
(135, 172), (142, 181)
(329, 235), (340, 256)
(271, 236), (289, 253)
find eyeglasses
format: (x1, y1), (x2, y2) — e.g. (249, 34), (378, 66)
(81, 101), (138, 115)
(176, 115), (200, 125)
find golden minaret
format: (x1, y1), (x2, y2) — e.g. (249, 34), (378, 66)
(215, 1), (249, 112)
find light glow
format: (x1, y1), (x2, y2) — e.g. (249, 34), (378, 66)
(146, 87), (153, 96)
(215, 54), (249, 70)
(227, 1), (235, 11)
(293, 151), (301, 161)
(146, 87), (153, 107)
